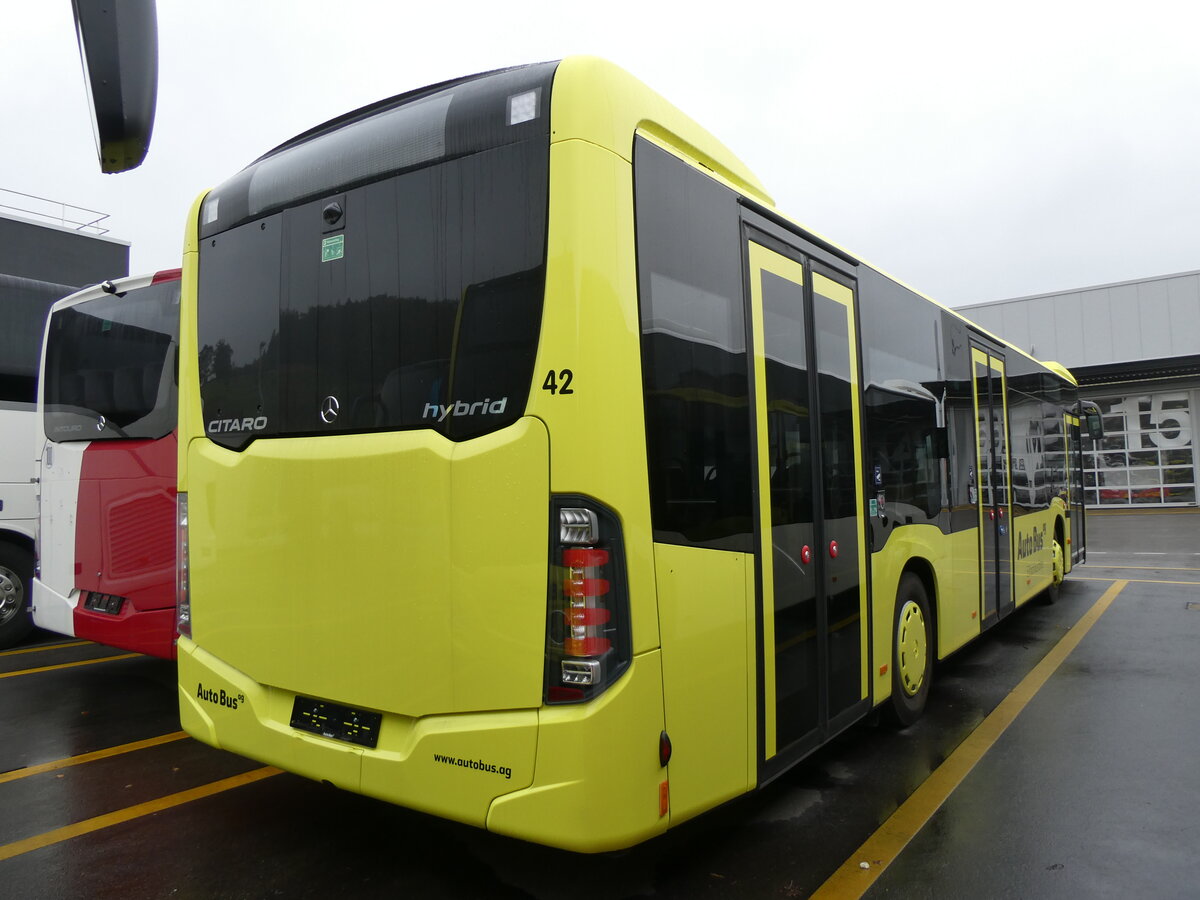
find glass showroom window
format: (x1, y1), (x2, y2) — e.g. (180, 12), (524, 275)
(1083, 391), (1195, 506)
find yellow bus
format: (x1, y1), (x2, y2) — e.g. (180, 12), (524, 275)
(175, 57), (1089, 851)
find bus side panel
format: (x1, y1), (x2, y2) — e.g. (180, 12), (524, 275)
(0, 407), (38, 538)
(941, 527), (985, 654)
(487, 651), (667, 852)
(654, 543), (752, 822)
(1011, 506), (1059, 606)
(530, 137), (660, 654)
(869, 524), (981, 703)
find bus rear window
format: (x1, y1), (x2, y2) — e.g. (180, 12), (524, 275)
(43, 280), (180, 442)
(197, 140), (547, 449)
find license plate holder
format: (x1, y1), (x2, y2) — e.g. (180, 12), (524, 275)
(290, 695), (382, 749)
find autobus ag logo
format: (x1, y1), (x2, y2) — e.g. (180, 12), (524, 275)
(197, 683), (244, 710)
(207, 416), (268, 434)
(1016, 524), (1047, 561)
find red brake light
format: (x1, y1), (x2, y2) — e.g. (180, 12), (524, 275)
(564, 548), (609, 567)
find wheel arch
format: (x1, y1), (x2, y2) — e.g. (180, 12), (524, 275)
(0, 527), (35, 558)
(0, 529), (37, 648)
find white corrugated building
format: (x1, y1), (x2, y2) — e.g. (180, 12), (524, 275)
(959, 270), (1200, 508)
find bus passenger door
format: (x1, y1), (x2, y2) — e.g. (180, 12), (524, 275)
(745, 235), (868, 775)
(971, 346), (1014, 622)
(1065, 412), (1086, 565)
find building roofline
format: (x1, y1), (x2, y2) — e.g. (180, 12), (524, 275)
(0, 211), (131, 247)
(959, 268), (1200, 310)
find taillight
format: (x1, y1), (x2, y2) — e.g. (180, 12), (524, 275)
(152, 268), (182, 284)
(176, 492), (190, 639)
(545, 498), (631, 704)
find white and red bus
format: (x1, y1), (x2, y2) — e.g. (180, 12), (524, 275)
(32, 269), (181, 659)
(1, 273), (78, 648)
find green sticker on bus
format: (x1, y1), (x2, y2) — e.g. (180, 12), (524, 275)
(321, 234), (344, 262)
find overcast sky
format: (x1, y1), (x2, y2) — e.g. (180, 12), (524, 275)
(6, 1), (1199, 307)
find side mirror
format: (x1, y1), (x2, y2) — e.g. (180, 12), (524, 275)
(72, 0), (159, 173)
(1085, 412), (1104, 441)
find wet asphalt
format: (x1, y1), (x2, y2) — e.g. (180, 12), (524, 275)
(0, 509), (1196, 899)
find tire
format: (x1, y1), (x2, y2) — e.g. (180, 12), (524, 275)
(1043, 537), (1064, 605)
(0, 543), (35, 649)
(885, 573), (932, 728)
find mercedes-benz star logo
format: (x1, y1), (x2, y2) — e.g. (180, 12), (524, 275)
(320, 395), (340, 424)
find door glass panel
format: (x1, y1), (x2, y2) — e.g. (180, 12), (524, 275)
(760, 269), (818, 749)
(991, 361), (1012, 614)
(812, 286), (862, 721)
(751, 241), (865, 762)
(973, 349), (1013, 619)
(974, 354), (996, 618)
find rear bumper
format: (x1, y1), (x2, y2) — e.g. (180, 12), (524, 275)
(178, 638), (669, 851)
(30, 577), (175, 658)
(74, 603), (176, 659)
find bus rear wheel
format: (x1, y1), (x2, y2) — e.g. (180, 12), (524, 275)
(886, 573), (932, 728)
(0, 544), (35, 649)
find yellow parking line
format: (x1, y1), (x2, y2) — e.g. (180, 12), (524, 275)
(1074, 576), (1200, 586)
(0, 767), (281, 862)
(0, 732), (189, 785)
(0, 640), (88, 658)
(1088, 508), (1200, 516)
(0, 653), (140, 679)
(1086, 565), (1200, 572)
(811, 580), (1128, 900)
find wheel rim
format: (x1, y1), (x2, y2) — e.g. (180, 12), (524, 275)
(0, 565), (22, 627)
(897, 599), (927, 697)
(1051, 539), (1064, 586)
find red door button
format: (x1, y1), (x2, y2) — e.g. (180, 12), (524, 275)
(801, 545), (812, 565)
(828, 540), (839, 559)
